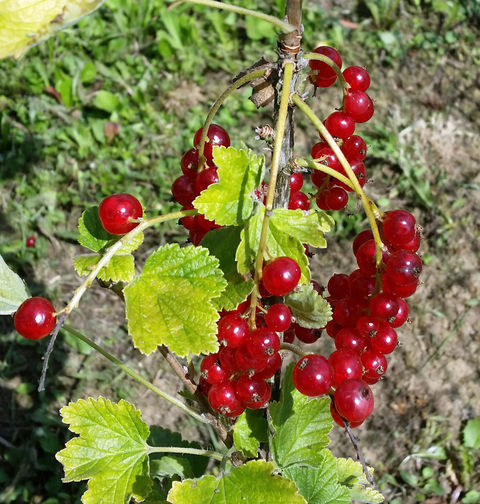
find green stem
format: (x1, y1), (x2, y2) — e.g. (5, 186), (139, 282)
(198, 69), (267, 169)
(62, 209), (196, 315)
(303, 52), (348, 95)
(168, 0), (296, 33)
(62, 324), (207, 424)
(291, 94), (384, 268)
(280, 342), (307, 357)
(297, 157), (355, 191)
(248, 62), (295, 328)
(148, 446), (225, 461)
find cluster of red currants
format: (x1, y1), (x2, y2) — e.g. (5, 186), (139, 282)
(200, 256), (302, 417)
(171, 125), (231, 245)
(291, 209), (422, 427)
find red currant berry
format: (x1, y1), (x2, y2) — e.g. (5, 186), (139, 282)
(26, 236), (36, 248)
(189, 227), (208, 246)
(352, 230), (374, 256)
(369, 293), (400, 321)
(361, 347), (388, 379)
(324, 186), (348, 210)
(208, 382), (244, 417)
(344, 90), (374, 123)
(328, 274), (350, 300)
(295, 325), (322, 344)
(98, 193), (143, 235)
(335, 327), (367, 354)
(218, 346), (238, 373)
(309, 46), (342, 83)
(333, 298), (360, 327)
(382, 274), (419, 298)
(283, 325), (296, 343)
(265, 304), (292, 332)
(293, 354), (333, 397)
(324, 111), (355, 139)
(383, 210), (416, 247)
(200, 354), (227, 385)
(14, 297), (56, 340)
(288, 191), (310, 211)
(343, 66), (371, 92)
(181, 148), (199, 175)
(254, 352), (282, 380)
(342, 135), (367, 161)
(195, 167), (219, 194)
(217, 313), (249, 348)
(389, 298), (409, 328)
(235, 375), (271, 409)
(235, 348), (266, 375)
(325, 320), (342, 338)
(370, 322), (398, 354)
(289, 172), (304, 193)
(334, 379), (374, 423)
(193, 124), (230, 160)
(172, 175), (198, 207)
(386, 232), (421, 253)
(247, 328), (280, 361)
(262, 257), (301, 296)
(355, 239), (388, 276)
(330, 400), (363, 428)
(356, 316), (380, 337)
(311, 143), (341, 172)
(385, 250), (422, 286)
(328, 350), (363, 387)
(349, 273), (376, 301)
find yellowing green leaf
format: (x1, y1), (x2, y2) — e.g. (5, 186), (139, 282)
(74, 254), (135, 283)
(235, 208), (310, 283)
(0, 0), (105, 60)
(56, 397), (151, 504)
(124, 244), (226, 356)
(201, 227), (254, 311)
(283, 451), (351, 504)
(167, 460), (306, 504)
(233, 409), (268, 458)
(193, 146), (264, 226)
(0, 253), (29, 315)
(285, 283), (332, 329)
(270, 364), (332, 468)
(336, 457), (384, 503)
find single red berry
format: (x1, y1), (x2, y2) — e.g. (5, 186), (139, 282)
(193, 124), (230, 161)
(309, 46), (342, 83)
(189, 227), (208, 246)
(385, 250), (423, 286)
(98, 193), (143, 235)
(349, 273), (376, 301)
(389, 298), (409, 328)
(217, 313), (249, 348)
(330, 400), (363, 428)
(355, 239), (388, 275)
(181, 148), (199, 176)
(333, 298), (359, 327)
(235, 375), (271, 409)
(382, 274), (419, 298)
(254, 352), (282, 380)
(328, 350), (363, 387)
(14, 297), (56, 340)
(311, 143), (341, 173)
(265, 304), (292, 332)
(343, 66), (371, 91)
(288, 191), (310, 211)
(290, 172), (304, 193)
(247, 328), (280, 361)
(344, 90), (374, 123)
(295, 325), (322, 344)
(334, 379), (374, 423)
(208, 382), (244, 417)
(195, 166), (219, 194)
(352, 230), (374, 256)
(342, 135), (367, 161)
(369, 293), (400, 321)
(200, 354), (227, 385)
(26, 236), (36, 248)
(335, 327), (367, 354)
(235, 348), (266, 375)
(218, 346), (238, 373)
(324, 111), (355, 139)
(262, 257), (301, 296)
(324, 186), (348, 210)
(293, 354), (333, 397)
(171, 175), (198, 207)
(283, 325), (296, 343)
(356, 316), (380, 337)
(383, 210), (416, 247)
(370, 322), (398, 354)
(328, 273), (350, 300)
(196, 214), (220, 232)
(361, 347), (388, 379)
(325, 320), (342, 339)
(386, 232), (421, 253)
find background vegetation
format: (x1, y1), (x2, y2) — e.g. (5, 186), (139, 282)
(1, 0), (479, 502)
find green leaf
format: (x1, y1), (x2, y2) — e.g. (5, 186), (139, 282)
(336, 457), (384, 503)
(245, 16), (276, 40)
(93, 90), (120, 112)
(236, 208), (309, 283)
(148, 427), (208, 479)
(81, 62), (97, 83)
(285, 283), (332, 329)
(167, 460), (307, 504)
(0, 0), (105, 60)
(74, 254), (135, 283)
(56, 397), (151, 504)
(201, 227), (254, 311)
(0, 253), (29, 315)
(462, 490), (480, 504)
(283, 451), (350, 504)
(464, 417), (480, 449)
(193, 146), (264, 226)
(269, 364), (332, 468)
(124, 244), (226, 356)
(78, 207), (143, 254)
(233, 409), (268, 458)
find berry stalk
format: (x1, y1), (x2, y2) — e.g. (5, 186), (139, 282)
(297, 157), (355, 191)
(148, 446), (225, 461)
(248, 61), (295, 328)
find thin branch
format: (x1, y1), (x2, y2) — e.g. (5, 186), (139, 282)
(38, 313), (67, 392)
(279, 342), (307, 357)
(344, 422), (374, 485)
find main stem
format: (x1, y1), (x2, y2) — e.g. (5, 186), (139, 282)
(148, 446), (225, 461)
(248, 62), (294, 328)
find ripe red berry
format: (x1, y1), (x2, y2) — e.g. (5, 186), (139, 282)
(293, 354), (333, 397)
(356, 316), (380, 337)
(361, 347), (388, 380)
(352, 230), (374, 256)
(26, 236), (36, 248)
(309, 46), (342, 85)
(382, 210), (416, 247)
(326, 320), (342, 338)
(389, 298), (409, 328)
(344, 90), (374, 123)
(265, 304), (292, 332)
(193, 124), (230, 161)
(254, 352), (282, 380)
(208, 382), (244, 417)
(217, 313), (248, 348)
(289, 172), (304, 193)
(98, 193), (143, 235)
(14, 297), (57, 340)
(341, 135), (367, 160)
(330, 400), (363, 428)
(262, 257), (301, 296)
(335, 328), (367, 354)
(328, 273), (350, 300)
(328, 350), (363, 387)
(385, 250), (423, 286)
(200, 354), (227, 385)
(334, 379), (374, 423)
(235, 375), (271, 409)
(294, 325), (322, 344)
(311, 143), (341, 172)
(171, 175), (198, 207)
(343, 66), (371, 92)
(195, 166), (219, 194)
(370, 321), (398, 354)
(247, 328), (280, 361)
(235, 347), (266, 375)
(324, 186), (348, 210)
(288, 191), (310, 211)
(355, 239), (389, 275)
(181, 148), (199, 175)
(369, 292), (400, 321)
(324, 111), (355, 139)
(382, 274), (419, 298)
(332, 298), (359, 327)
